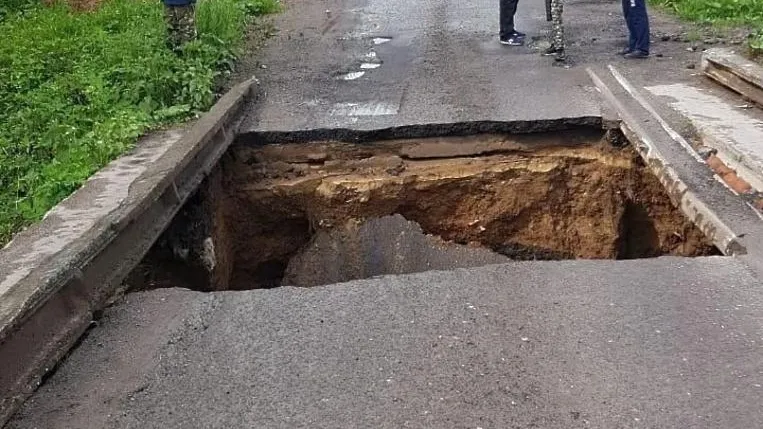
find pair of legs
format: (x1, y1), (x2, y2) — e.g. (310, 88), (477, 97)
(622, 0), (650, 57)
(500, 0), (565, 62)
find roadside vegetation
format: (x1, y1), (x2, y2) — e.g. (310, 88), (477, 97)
(652, 0), (763, 54)
(0, 0), (279, 245)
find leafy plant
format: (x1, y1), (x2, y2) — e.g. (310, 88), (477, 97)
(651, 0), (763, 59)
(0, 0), (279, 245)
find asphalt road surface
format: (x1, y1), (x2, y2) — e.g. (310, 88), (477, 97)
(9, 257), (763, 428)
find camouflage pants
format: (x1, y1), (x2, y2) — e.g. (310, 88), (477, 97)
(550, 0), (564, 50)
(165, 4), (197, 50)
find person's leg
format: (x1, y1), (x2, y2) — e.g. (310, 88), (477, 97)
(177, 3), (197, 45)
(499, 0), (520, 40)
(631, 0), (650, 53)
(552, 0), (565, 57)
(622, 0), (636, 52)
(165, 5), (181, 50)
(541, 0), (564, 56)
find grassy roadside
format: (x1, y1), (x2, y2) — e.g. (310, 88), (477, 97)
(651, 0), (763, 54)
(0, 0), (279, 246)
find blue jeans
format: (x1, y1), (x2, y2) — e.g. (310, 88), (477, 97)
(622, 0), (650, 53)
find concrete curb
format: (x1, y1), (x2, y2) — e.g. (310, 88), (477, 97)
(702, 48), (763, 107)
(0, 77), (258, 425)
(588, 66), (763, 262)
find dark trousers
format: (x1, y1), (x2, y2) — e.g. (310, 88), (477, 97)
(500, 0), (519, 38)
(623, 0), (649, 53)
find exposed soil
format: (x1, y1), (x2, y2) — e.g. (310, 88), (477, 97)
(280, 214), (510, 287)
(128, 129), (718, 291)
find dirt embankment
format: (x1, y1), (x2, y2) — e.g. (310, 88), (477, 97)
(214, 132), (715, 288)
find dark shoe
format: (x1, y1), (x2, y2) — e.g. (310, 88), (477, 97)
(619, 47), (633, 55)
(500, 35), (525, 46)
(542, 45), (563, 56)
(624, 50), (649, 59)
(511, 30), (526, 39)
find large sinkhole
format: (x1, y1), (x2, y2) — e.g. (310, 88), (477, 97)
(127, 127), (719, 291)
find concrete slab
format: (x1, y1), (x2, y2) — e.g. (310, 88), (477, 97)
(646, 82), (763, 193)
(702, 48), (763, 107)
(8, 257), (763, 428)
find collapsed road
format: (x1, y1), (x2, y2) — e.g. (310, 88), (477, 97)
(4, 0), (763, 428)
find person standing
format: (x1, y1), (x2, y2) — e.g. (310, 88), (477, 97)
(542, 0), (566, 62)
(622, 0), (650, 58)
(163, 0), (197, 51)
(499, 0), (525, 46)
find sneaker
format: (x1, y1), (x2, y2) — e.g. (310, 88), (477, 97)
(542, 45), (563, 56)
(511, 30), (526, 39)
(619, 47), (633, 55)
(500, 36), (524, 46)
(624, 50), (649, 59)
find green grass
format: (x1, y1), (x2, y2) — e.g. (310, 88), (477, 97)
(652, 0), (763, 24)
(0, 0), (279, 245)
(651, 0), (763, 54)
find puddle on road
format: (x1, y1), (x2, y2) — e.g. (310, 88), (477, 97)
(126, 128), (718, 292)
(340, 71), (366, 80)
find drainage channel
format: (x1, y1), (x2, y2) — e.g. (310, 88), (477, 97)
(126, 126), (719, 292)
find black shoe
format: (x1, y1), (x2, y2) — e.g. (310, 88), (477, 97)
(542, 45), (563, 56)
(619, 47), (633, 55)
(512, 30), (526, 39)
(624, 50), (649, 59)
(500, 35), (525, 46)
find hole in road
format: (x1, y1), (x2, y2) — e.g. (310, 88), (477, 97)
(126, 127), (719, 292)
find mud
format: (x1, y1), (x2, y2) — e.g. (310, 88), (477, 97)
(130, 129), (718, 291)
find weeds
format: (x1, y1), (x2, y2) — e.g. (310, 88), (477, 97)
(0, 0), (278, 245)
(651, 0), (763, 55)
(653, 0), (763, 24)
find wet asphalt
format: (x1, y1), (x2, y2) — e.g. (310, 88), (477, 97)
(9, 257), (763, 428)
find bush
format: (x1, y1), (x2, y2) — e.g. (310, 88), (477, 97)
(0, 0), (37, 21)
(0, 0), (278, 244)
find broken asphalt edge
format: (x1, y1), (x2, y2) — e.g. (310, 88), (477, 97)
(238, 117), (604, 146)
(588, 66), (763, 275)
(0, 77), (259, 426)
